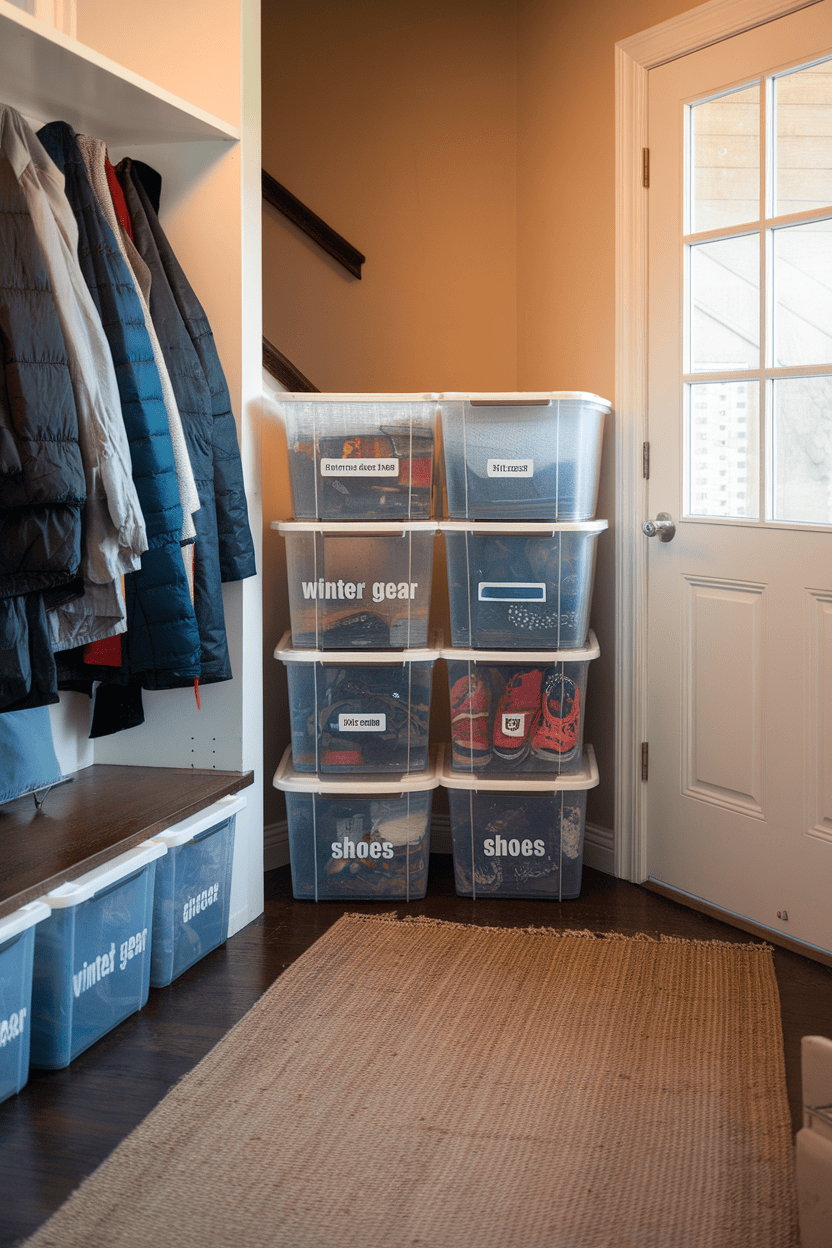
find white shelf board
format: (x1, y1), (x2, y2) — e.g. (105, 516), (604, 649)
(0, 0), (240, 143)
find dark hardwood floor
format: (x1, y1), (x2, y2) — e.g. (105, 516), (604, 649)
(1, 857), (831, 1246)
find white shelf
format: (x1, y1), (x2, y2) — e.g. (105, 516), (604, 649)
(0, 0), (240, 143)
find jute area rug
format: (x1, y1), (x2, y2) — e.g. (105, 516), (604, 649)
(23, 914), (798, 1248)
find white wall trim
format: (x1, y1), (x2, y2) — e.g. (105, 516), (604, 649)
(613, 0), (822, 884)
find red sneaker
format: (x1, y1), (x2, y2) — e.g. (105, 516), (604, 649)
(450, 671), (491, 765)
(492, 668), (544, 762)
(530, 668), (580, 762)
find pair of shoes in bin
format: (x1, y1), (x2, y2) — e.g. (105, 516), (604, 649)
(450, 667), (580, 767)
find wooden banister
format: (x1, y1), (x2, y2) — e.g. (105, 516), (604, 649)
(262, 338), (319, 392)
(262, 170), (365, 280)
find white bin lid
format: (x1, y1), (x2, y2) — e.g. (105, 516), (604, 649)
(441, 744), (599, 792)
(439, 519), (608, 535)
(272, 520), (439, 534)
(275, 392), (440, 403)
(0, 898), (51, 944)
(43, 839), (167, 909)
(441, 629), (599, 664)
(150, 792), (247, 849)
(273, 744), (443, 796)
(440, 391), (611, 411)
(275, 629), (443, 664)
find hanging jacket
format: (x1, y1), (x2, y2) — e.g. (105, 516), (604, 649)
(116, 159), (255, 683)
(37, 121), (201, 696)
(119, 159), (256, 586)
(77, 135), (200, 548)
(0, 116), (85, 711)
(0, 107), (148, 655)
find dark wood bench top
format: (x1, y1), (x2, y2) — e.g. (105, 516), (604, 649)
(0, 765), (255, 919)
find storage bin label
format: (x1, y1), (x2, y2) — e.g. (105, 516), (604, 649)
(72, 928), (147, 998)
(487, 458), (534, 477)
(331, 838), (394, 860)
(483, 835), (546, 858)
(301, 579), (419, 602)
(321, 458), (399, 477)
(478, 582), (546, 602)
(501, 713), (528, 738)
(0, 1008), (26, 1048)
(338, 713), (386, 732)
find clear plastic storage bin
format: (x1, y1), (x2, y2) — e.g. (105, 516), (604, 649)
(442, 632), (599, 775)
(29, 840), (166, 1069)
(274, 520), (438, 649)
(441, 520), (607, 649)
(276, 632), (440, 774)
(0, 901), (50, 1103)
(440, 392), (609, 520)
(273, 746), (440, 901)
(279, 393), (439, 520)
(441, 746), (598, 900)
(149, 793), (244, 988)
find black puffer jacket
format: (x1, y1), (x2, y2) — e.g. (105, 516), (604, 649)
(0, 133), (85, 711)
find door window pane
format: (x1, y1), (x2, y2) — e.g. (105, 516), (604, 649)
(772, 219), (832, 366)
(691, 84), (760, 232)
(690, 234), (760, 371)
(771, 376), (832, 524)
(774, 58), (832, 216)
(688, 381), (759, 518)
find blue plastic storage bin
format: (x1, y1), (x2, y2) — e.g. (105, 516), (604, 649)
(149, 794), (244, 988)
(440, 392), (609, 521)
(0, 901), (50, 1102)
(276, 631), (440, 774)
(441, 746), (599, 900)
(273, 746), (440, 901)
(279, 393), (439, 520)
(441, 520), (607, 649)
(442, 633), (599, 776)
(29, 840), (166, 1069)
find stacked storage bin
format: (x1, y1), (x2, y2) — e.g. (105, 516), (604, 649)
(437, 393), (609, 900)
(272, 395), (442, 901)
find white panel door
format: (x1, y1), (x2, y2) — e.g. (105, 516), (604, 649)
(646, 0), (832, 954)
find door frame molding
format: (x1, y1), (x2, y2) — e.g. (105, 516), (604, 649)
(613, 0), (824, 881)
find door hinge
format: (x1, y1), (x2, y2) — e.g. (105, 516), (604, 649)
(642, 441), (650, 479)
(642, 147), (650, 188)
(641, 742), (649, 782)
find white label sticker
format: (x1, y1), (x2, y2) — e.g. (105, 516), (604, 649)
(321, 458), (399, 477)
(501, 713), (527, 738)
(338, 713), (386, 732)
(478, 582), (546, 602)
(487, 458), (534, 478)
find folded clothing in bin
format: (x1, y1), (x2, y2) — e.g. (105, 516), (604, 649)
(0, 900), (50, 1103)
(273, 746), (440, 901)
(149, 792), (245, 988)
(442, 632), (599, 774)
(29, 840), (166, 1069)
(441, 746), (599, 900)
(276, 632), (439, 773)
(279, 394), (438, 520)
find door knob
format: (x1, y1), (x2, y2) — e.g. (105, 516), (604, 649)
(642, 512), (676, 542)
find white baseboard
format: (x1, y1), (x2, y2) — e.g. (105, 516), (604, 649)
(264, 817), (615, 877)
